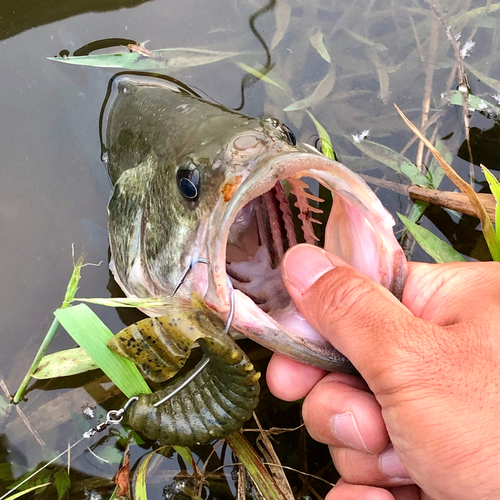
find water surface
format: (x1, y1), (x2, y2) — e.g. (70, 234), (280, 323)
(1, 0), (499, 498)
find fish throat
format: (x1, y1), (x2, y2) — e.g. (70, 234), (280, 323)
(226, 177), (324, 315)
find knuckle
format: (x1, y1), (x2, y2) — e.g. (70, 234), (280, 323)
(310, 268), (377, 322)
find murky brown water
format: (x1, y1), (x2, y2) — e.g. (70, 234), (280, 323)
(1, 0), (499, 498)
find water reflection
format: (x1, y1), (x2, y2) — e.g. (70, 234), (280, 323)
(0, 0), (151, 41)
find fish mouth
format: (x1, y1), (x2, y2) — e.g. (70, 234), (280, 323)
(204, 150), (407, 371)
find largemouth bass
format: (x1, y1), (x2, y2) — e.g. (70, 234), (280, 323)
(104, 76), (407, 373)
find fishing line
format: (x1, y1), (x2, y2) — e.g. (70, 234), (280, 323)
(233, 0), (276, 111)
(6, 260), (237, 492)
(0, 398), (137, 500)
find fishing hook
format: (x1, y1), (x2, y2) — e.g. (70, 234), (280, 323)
(152, 285), (236, 409)
(171, 257), (208, 297)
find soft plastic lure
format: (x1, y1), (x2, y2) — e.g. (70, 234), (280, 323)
(108, 307), (261, 446)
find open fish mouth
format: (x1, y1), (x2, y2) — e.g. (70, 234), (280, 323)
(103, 76), (406, 372)
(204, 151), (407, 371)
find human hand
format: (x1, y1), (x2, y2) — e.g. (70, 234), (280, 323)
(267, 244), (500, 500)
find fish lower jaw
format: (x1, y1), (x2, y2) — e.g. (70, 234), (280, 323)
(231, 289), (352, 372)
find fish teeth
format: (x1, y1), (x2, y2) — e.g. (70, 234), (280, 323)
(289, 178), (321, 244)
(275, 181), (298, 247)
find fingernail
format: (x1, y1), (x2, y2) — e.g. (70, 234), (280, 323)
(380, 447), (411, 479)
(283, 245), (334, 292)
(332, 412), (369, 452)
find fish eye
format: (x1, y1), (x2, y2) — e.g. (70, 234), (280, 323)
(281, 123), (297, 146)
(177, 167), (200, 202)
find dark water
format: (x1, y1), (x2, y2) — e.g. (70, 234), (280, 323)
(1, 0), (499, 498)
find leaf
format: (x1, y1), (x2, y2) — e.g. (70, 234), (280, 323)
(108, 485), (120, 500)
(284, 66), (336, 111)
(365, 48), (390, 103)
(309, 31), (331, 63)
(343, 28), (388, 51)
(76, 296), (181, 309)
(54, 304), (151, 398)
(448, 90), (500, 116)
(428, 138), (453, 189)
(395, 104), (500, 261)
(481, 165), (500, 241)
(353, 140), (429, 186)
(49, 48), (241, 70)
(407, 199), (428, 224)
(235, 62), (286, 91)
(271, 2), (291, 50)
(32, 347), (99, 379)
(2, 483), (51, 500)
(450, 4), (500, 30)
(62, 254), (84, 308)
(13, 253), (85, 403)
(398, 214), (466, 263)
(226, 432), (288, 500)
(114, 448), (130, 498)
(53, 469), (71, 500)
(174, 446), (202, 477)
(305, 110), (337, 160)
(464, 63), (500, 94)
(134, 450), (159, 500)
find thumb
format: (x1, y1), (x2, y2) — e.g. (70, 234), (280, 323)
(282, 244), (429, 388)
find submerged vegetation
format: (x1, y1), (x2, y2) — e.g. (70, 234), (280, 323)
(3, 0), (500, 499)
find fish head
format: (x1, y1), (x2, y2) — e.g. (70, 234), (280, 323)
(105, 77), (407, 372)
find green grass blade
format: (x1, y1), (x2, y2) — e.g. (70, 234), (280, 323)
(400, 200), (429, 240)
(2, 483), (51, 500)
(305, 110), (337, 160)
(12, 254), (85, 403)
(76, 296), (178, 309)
(464, 63), (500, 93)
(398, 214), (466, 263)
(54, 304), (151, 398)
(284, 66), (335, 111)
(448, 90), (500, 117)
(309, 31), (331, 63)
(428, 138), (453, 189)
(32, 347), (98, 379)
(134, 449), (169, 500)
(49, 48), (241, 70)
(174, 446), (202, 476)
(134, 453), (154, 500)
(481, 165), (500, 240)
(226, 432), (288, 500)
(450, 3), (500, 30)
(353, 140), (429, 186)
(407, 200), (428, 223)
(108, 485), (120, 500)
(62, 254), (84, 308)
(235, 62), (286, 91)
(396, 104), (500, 261)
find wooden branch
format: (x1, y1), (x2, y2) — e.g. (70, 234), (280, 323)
(408, 185), (496, 222)
(359, 174), (496, 223)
